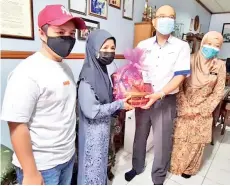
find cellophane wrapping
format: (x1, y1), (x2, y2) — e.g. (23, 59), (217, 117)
(111, 48), (153, 108)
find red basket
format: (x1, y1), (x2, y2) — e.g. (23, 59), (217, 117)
(126, 92), (150, 108)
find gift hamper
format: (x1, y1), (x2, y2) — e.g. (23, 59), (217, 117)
(111, 48), (153, 107)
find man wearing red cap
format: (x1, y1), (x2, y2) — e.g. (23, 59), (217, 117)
(1, 4), (85, 185)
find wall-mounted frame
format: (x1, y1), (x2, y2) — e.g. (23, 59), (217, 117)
(194, 15), (200, 31)
(189, 16), (201, 34)
(0, 0), (34, 40)
(78, 18), (100, 41)
(109, 0), (121, 9)
(222, 23), (230, 43)
(89, 0), (108, 19)
(69, 0), (87, 15)
(122, 0), (134, 20)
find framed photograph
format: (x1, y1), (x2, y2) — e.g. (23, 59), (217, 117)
(78, 18), (100, 40)
(123, 0), (134, 20)
(0, 0), (34, 40)
(222, 23), (230, 43)
(109, 0), (121, 9)
(69, 0), (87, 15)
(193, 15), (200, 32)
(89, 0), (108, 19)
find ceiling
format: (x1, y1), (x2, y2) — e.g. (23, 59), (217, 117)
(196, 0), (230, 14)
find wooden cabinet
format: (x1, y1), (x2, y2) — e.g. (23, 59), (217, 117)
(133, 22), (155, 47)
(182, 34), (203, 54)
(186, 35), (202, 54)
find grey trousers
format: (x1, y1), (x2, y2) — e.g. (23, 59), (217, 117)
(132, 94), (176, 184)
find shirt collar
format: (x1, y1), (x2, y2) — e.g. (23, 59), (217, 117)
(153, 35), (174, 45)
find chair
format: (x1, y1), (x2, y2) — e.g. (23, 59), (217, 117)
(226, 58), (230, 73)
(211, 103), (222, 145)
(226, 58), (230, 86)
(219, 101), (230, 135)
(226, 75), (230, 86)
(211, 88), (230, 145)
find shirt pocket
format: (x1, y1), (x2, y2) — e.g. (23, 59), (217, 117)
(162, 51), (178, 71)
(166, 51), (178, 62)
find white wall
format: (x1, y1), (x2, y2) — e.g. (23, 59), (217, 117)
(209, 13), (230, 59)
(149, 0), (212, 34)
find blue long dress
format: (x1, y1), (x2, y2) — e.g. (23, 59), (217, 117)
(77, 80), (123, 185)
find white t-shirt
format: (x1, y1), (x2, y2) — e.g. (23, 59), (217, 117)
(1, 52), (77, 170)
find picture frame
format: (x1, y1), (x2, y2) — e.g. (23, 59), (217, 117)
(0, 0), (34, 40)
(122, 0), (134, 20)
(222, 23), (230, 43)
(89, 0), (108, 19)
(78, 18), (100, 41)
(109, 0), (121, 9)
(69, 0), (87, 15)
(194, 15), (200, 32)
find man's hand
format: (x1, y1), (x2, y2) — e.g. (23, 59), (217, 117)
(8, 123), (41, 185)
(141, 93), (161, 109)
(23, 171), (44, 185)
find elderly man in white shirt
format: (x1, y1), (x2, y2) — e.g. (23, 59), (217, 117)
(125, 5), (191, 185)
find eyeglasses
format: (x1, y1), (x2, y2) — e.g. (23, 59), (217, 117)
(156, 15), (175, 19)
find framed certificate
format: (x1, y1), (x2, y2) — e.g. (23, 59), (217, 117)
(0, 0), (34, 40)
(123, 0), (134, 20)
(69, 0), (87, 15)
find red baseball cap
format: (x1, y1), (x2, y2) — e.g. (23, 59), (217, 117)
(38, 4), (86, 29)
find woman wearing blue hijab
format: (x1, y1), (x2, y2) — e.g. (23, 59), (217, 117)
(77, 29), (132, 184)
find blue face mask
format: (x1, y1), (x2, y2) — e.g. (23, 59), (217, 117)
(201, 45), (220, 59)
(156, 18), (175, 35)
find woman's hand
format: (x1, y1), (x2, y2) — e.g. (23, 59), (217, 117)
(122, 96), (134, 110)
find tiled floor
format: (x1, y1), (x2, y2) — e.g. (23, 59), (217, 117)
(110, 125), (230, 185)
